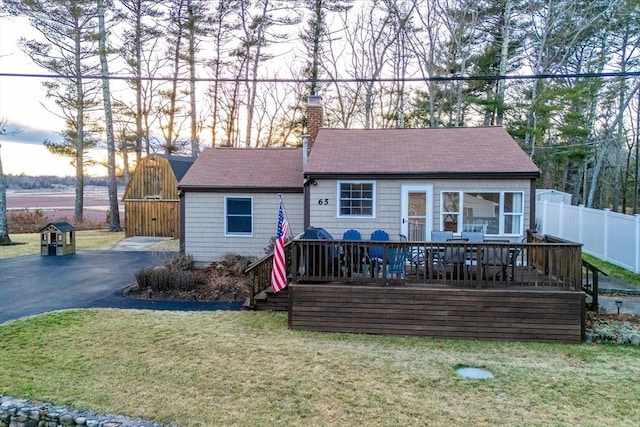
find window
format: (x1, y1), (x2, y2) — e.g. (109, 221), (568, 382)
(338, 181), (375, 217)
(441, 192), (461, 232)
(226, 197), (252, 235)
(503, 192), (523, 234)
(144, 165), (162, 198)
(440, 191), (524, 235)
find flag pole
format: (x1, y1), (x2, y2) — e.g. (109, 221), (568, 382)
(271, 193), (290, 293)
(278, 193), (293, 239)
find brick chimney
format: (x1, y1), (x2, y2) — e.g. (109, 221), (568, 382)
(305, 94), (323, 151)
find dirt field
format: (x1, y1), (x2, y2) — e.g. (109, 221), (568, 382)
(6, 186), (125, 224)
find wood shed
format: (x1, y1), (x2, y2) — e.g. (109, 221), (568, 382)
(40, 222), (76, 256)
(123, 154), (196, 238)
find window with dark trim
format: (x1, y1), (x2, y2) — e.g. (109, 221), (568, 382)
(226, 197), (252, 235)
(338, 181), (375, 217)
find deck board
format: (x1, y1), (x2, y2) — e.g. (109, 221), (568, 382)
(289, 283), (584, 343)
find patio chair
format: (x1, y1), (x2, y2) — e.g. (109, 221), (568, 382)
(399, 234), (428, 278)
(431, 231), (454, 242)
(435, 238), (468, 280)
(460, 232), (483, 272)
(461, 231), (484, 243)
(343, 229), (362, 241)
(482, 246), (512, 281)
(342, 229), (365, 276)
(369, 229), (390, 277)
(386, 246), (408, 279)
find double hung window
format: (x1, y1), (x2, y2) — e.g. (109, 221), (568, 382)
(338, 181), (375, 217)
(226, 197), (252, 236)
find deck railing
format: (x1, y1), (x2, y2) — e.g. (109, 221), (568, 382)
(244, 241), (295, 308)
(290, 237), (583, 291)
(245, 235), (584, 303)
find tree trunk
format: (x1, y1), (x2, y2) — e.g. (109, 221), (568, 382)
(98, 0), (122, 232)
(135, 0), (143, 164)
(74, 24), (84, 223)
(496, 0), (512, 126)
(244, 0), (269, 146)
(586, 82), (640, 207)
(187, 0), (199, 156)
(0, 144), (11, 245)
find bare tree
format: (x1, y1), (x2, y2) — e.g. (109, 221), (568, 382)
(184, 0), (210, 155)
(237, 0), (300, 146)
(118, 0), (164, 162)
(299, 0), (353, 95)
(406, 0), (448, 127)
(344, 2), (402, 128)
(320, 10), (364, 128)
(206, 0), (237, 146)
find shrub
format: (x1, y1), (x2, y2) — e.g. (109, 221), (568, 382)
(218, 253), (255, 276)
(7, 209), (50, 233)
(135, 267), (203, 292)
(164, 253), (196, 271)
(7, 210), (106, 233)
(134, 254), (202, 293)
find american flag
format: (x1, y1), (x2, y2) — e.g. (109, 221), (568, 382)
(271, 201), (289, 293)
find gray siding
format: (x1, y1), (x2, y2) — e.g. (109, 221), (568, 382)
(308, 178), (532, 240)
(184, 192), (304, 264)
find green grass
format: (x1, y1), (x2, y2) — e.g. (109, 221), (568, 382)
(0, 231), (178, 259)
(583, 253), (640, 287)
(0, 230), (126, 259)
(1, 310), (639, 426)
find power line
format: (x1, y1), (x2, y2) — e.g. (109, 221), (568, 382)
(0, 70), (639, 83)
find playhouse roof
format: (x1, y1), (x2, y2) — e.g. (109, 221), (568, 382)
(40, 222), (75, 232)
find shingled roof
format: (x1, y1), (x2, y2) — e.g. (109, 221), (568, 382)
(162, 155), (197, 181)
(179, 147), (303, 190)
(305, 127), (539, 178)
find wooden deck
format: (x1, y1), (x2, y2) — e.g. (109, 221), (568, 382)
(245, 234), (586, 343)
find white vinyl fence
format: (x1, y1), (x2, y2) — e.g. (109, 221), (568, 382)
(536, 200), (640, 273)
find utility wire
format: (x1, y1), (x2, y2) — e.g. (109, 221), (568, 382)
(0, 70), (639, 83)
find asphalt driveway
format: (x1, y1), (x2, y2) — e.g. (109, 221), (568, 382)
(0, 251), (242, 324)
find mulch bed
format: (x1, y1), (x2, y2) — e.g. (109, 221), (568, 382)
(124, 259), (252, 303)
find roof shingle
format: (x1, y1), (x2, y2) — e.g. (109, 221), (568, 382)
(305, 127), (539, 176)
(179, 147), (303, 189)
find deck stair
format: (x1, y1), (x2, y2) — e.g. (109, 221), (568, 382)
(244, 286), (289, 311)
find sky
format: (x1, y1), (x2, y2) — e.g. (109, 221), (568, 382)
(0, 16), (104, 177)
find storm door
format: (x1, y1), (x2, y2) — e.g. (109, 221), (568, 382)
(400, 185), (433, 241)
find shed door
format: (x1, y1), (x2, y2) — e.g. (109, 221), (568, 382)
(400, 185), (433, 241)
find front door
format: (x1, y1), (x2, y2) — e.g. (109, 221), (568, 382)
(401, 185), (433, 241)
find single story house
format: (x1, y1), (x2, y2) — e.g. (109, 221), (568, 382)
(179, 98), (539, 265)
(304, 126), (539, 241)
(178, 148), (305, 263)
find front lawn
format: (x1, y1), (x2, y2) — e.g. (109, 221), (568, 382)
(0, 231), (126, 259)
(1, 310), (638, 426)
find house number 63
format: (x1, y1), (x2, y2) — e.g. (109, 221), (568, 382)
(318, 198), (329, 205)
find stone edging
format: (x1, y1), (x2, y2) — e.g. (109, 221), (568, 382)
(0, 396), (171, 427)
